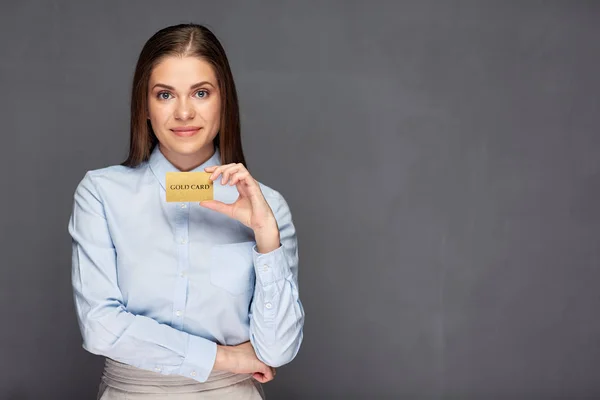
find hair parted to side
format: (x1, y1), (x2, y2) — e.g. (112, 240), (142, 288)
(121, 23), (246, 168)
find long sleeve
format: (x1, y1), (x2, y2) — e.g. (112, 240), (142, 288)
(248, 191), (305, 367)
(68, 172), (217, 382)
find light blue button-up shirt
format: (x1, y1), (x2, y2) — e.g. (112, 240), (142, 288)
(68, 145), (304, 382)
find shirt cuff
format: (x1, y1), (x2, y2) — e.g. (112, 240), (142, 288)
(180, 335), (217, 382)
(252, 244), (292, 286)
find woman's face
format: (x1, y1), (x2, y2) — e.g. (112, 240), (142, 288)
(147, 56), (221, 168)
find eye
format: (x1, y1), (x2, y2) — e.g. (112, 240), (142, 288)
(157, 91), (172, 100)
(195, 90), (209, 99)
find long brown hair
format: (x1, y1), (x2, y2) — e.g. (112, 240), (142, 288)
(121, 23), (246, 168)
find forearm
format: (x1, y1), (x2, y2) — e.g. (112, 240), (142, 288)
(248, 244), (305, 367)
(254, 221), (280, 254)
(76, 297), (217, 381)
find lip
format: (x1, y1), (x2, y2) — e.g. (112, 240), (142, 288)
(171, 127), (201, 137)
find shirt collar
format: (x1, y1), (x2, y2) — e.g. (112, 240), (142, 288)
(148, 144), (222, 191)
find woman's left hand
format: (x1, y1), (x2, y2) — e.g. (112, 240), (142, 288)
(200, 163), (277, 233)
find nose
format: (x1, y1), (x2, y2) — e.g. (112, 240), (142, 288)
(174, 98), (195, 120)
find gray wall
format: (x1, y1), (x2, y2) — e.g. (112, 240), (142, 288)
(1, 1), (599, 399)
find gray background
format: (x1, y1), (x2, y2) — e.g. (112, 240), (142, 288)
(1, 1), (599, 399)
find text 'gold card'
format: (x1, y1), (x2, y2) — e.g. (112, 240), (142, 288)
(165, 172), (214, 202)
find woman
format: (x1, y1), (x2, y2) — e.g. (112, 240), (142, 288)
(68, 23), (305, 399)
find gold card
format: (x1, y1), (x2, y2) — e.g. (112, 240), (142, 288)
(165, 172), (214, 202)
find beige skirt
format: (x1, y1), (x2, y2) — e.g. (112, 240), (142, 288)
(97, 358), (265, 399)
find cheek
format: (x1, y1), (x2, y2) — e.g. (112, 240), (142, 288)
(147, 105), (169, 134)
(210, 100), (222, 121)
(198, 100), (221, 123)
(148, 102), (171, 122)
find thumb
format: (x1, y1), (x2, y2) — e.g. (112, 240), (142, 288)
(199, 200), (231, 216)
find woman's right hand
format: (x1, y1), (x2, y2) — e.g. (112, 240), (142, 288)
(214, 341), (276, 383)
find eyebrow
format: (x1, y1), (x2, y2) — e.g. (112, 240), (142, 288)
(151, 81), (216, 91)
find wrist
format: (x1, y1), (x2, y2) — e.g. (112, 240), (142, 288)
(253, 218), (278, 235)
(254, 228), (280, 254)
(213, 345), (231, 371)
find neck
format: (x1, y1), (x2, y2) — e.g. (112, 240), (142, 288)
(159, 143), (215, 171)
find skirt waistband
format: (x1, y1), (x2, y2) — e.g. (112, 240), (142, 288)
(101, 357), (252, 394)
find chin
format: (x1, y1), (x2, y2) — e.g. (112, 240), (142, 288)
(162, 139), (211, 155)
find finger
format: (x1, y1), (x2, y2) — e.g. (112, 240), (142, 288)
(228, 170), (251, 186)
(244, 180), (268, 209)
(252, 372), (267, 383)
(222, 164), (245, 185)
(199, 200), (232, 217)
(252, 372), (265, 383)
(212, 164), (241, 184)
(262, 366), (274, 381)
(208, 165), (227, 181)
(254, 372), (273, 383)
(206, 164), (236, 182)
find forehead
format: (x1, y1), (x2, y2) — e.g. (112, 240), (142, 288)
(149, 56), (217, 86)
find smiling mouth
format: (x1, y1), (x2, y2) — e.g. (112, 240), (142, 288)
(171, 127), (201, 137)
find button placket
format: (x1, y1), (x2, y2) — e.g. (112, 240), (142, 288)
(172, 202), (189, 329)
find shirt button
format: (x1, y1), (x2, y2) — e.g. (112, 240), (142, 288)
(180, 203), (187, 208)
(265, 302), (272, 309)
(262, 264), (269, 272)
(155, 367), (161, 372)
(175, 310), (181, 316)
(190, 371), (197, 377)
(180, 238), (187, 244)
(179, 272), (186, 278)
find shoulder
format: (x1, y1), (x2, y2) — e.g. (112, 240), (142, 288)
(86, 163), (145, 184)
(74, 162), (148, 199)
(256, 180), (293, 220)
